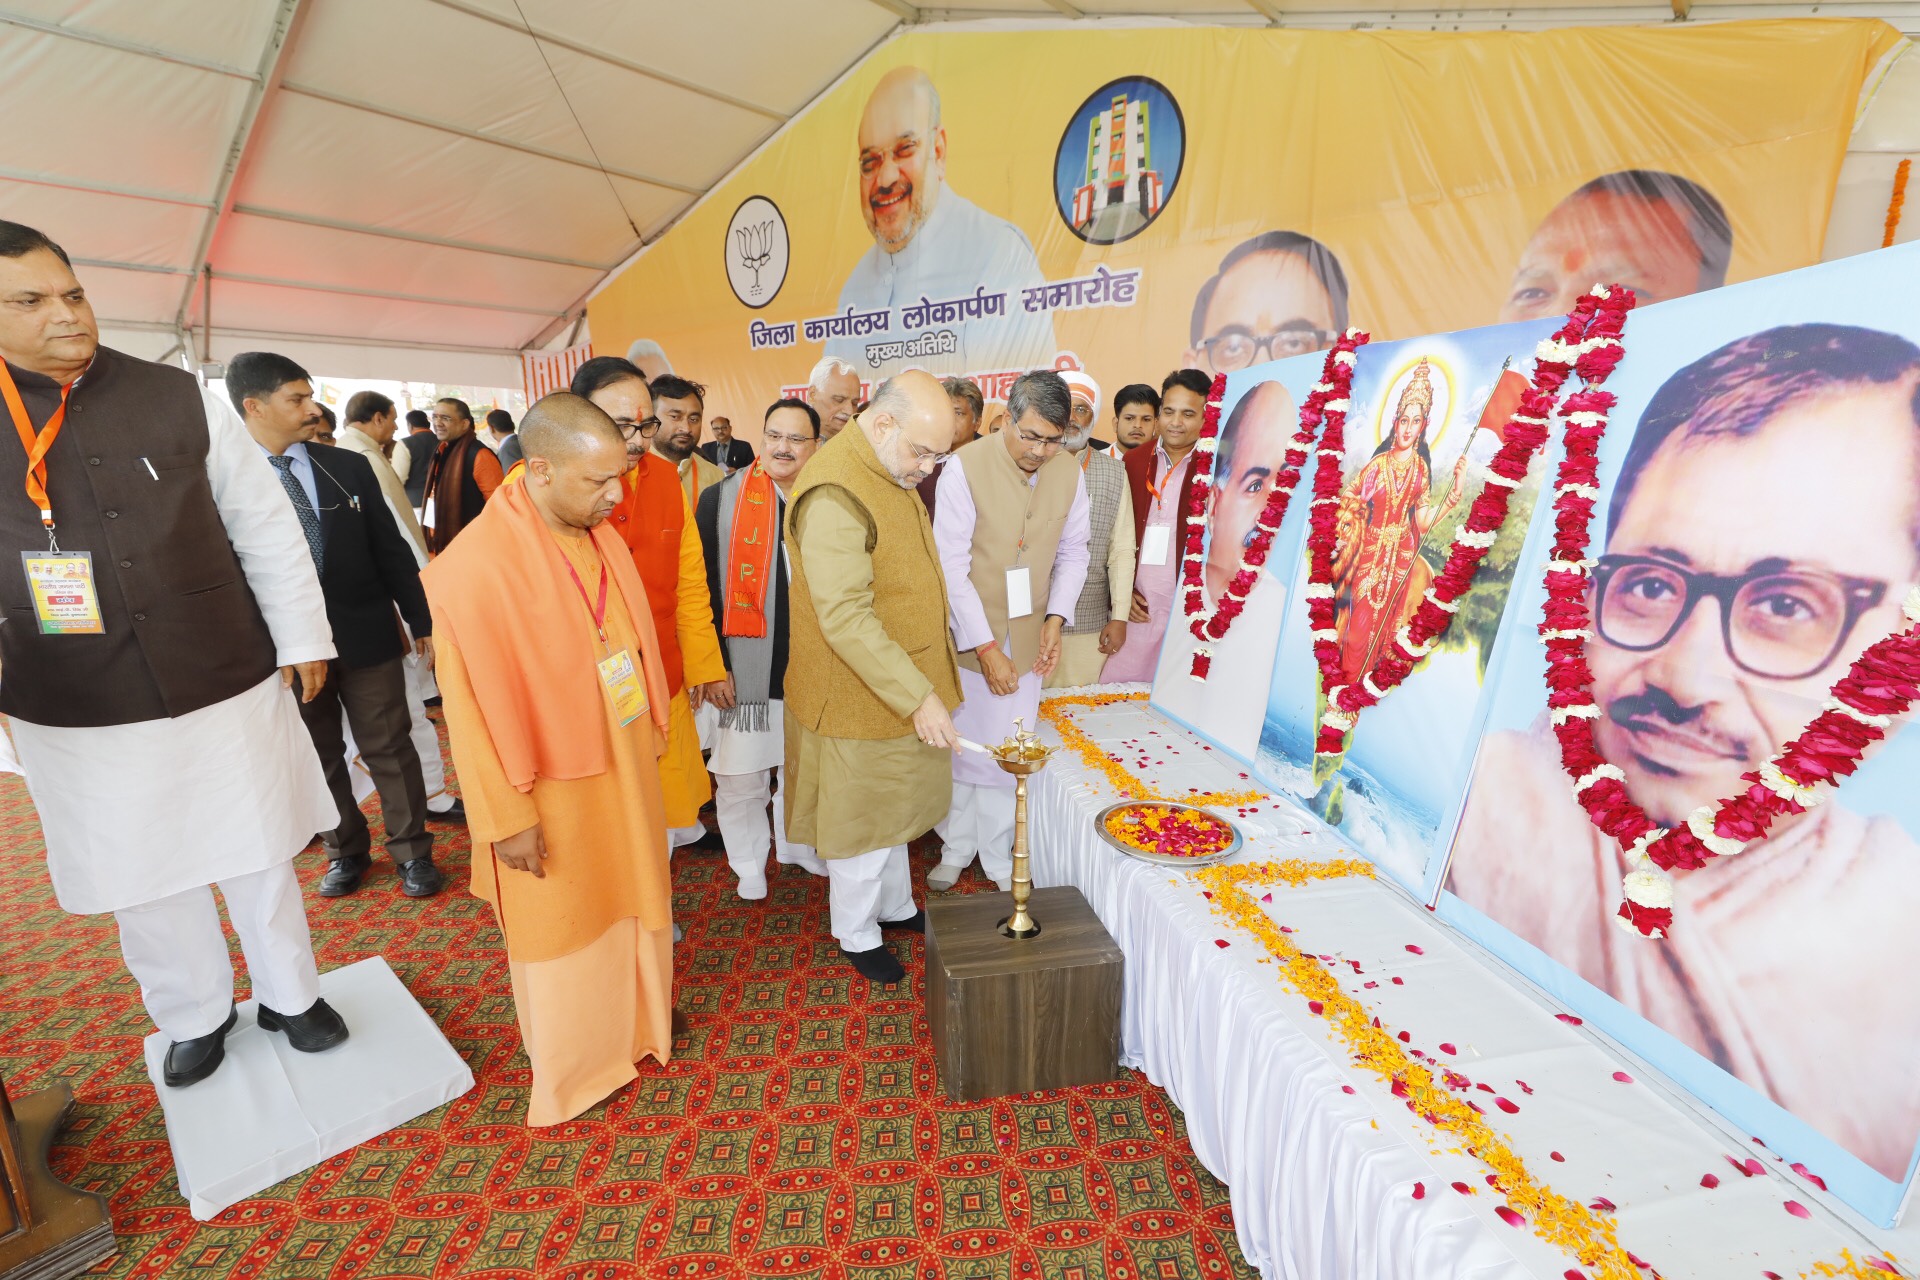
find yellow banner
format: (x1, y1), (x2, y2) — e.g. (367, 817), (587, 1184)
(589, 20), (1900, 429)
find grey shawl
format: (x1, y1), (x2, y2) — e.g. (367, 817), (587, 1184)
(714, 475), (779, 734)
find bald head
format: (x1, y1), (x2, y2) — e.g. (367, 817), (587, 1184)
(519, 393), (630, 532)
(861, 369), (954, 488)
(858, 66), (946, 254)
(520, 392), (624, 463)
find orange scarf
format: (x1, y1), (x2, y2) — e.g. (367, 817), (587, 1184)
(721, 461), (778, 638)
(421, 481), (670, 791)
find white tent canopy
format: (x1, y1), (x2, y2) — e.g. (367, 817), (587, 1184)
(3, 0), (1916, 387)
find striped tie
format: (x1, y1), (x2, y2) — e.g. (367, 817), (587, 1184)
(269, 454), (325, 572)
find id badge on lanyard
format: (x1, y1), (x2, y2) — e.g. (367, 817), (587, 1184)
(597, 649), (649, 726)
(22, 550), (104, 634)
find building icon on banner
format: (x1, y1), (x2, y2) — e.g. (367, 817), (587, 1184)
(1072, 91), (1164, 242)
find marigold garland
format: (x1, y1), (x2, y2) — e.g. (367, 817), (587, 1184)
(1883, 158), (1911, 249)
(1039, 692), (1268, 808)
(1195, 860), (1641, 1280)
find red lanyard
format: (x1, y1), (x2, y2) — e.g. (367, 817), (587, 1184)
(561, 541), (611, 645)
(0, 361), (75, 538)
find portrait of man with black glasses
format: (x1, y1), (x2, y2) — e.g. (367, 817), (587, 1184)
(1445, 322), (1920, 1182)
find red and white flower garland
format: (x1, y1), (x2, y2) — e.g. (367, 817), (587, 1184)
(1303, 291), (1623, 766)
(1537, 287), (1920, 938)
(1181, 332), (1369, 681)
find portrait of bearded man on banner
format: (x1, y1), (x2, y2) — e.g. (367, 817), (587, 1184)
(1445, 322), (1920, 1181)
(1331, 358), (1470, 684)
(827, 65), (1056, 380)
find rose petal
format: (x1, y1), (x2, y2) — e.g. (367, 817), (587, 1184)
(1451, 1181), (1474, 1195)
(1589, 1196), (1616, 1212)
(1406, 944), (1425, 954)
(1556, 1013), (1584, 1025)
(1550, 1151), (1565, 1162)
(1496, 1097), (1520, 1114)
(1612, 1071), (1634, 1084)
(1307, 1000), (1324, 1015)
(1439, 1042), (1457, 1055)
(1495, 1205), (1526, 1228)
(1700, 1173), (1720, 1189)
(1214, 939), (1230, 949)
(1412, 1181), (1425, 1199)
(1788, 1162), (1828, 1191)
(1565, 1271), (1588, 1280)
(1867, 1259), (1898, 1274)
(1783, 1200), (1810, 1219)
(1517, 1080), (1534, 1094)
(1341, 1085), (1355, 1094)
(1392, 977), (1405, 985)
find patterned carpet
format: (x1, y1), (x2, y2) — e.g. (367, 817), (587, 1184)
(0, 712), (1256, 1280)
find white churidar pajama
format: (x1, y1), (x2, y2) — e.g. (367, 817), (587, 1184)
(114, 863), (321, 1039)
(826, 845), (916, 953)
(710, 700), (824, 891)
(931, 455), (1090, 882)
(10, 384), (337, 1041)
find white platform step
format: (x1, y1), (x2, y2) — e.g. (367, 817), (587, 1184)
(142, 955), (475, 1220)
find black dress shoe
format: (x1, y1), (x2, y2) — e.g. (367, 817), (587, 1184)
(163, 1004), (238, 1088)
(882, 910), (925, 934)
(688, 826), (726, 852)
(426, 799), (467, 825)
(397, 857), (446, 897)
(842, 945), (905, 985)
(318, 856), (370, 898)
(257, 998), (349, 1052)
(423, 695), (443, 708)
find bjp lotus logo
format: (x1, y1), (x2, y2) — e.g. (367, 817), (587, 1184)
(724, 196), (789, 309)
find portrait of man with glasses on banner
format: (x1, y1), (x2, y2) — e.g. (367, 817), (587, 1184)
(1444, 323), (1920, 1181)
(1180, 230), (1349, 377)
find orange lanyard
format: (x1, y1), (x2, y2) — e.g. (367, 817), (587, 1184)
(560, 541), (611, 647)
(0, 361), (75, 542)
(683, 461), (703, 509)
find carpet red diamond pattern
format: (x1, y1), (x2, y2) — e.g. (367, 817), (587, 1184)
(0, 713), (1257, 1279)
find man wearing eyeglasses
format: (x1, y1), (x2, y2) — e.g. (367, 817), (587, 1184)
(927, 371), (1089, 892)
(1444, 323), (1920, 1180)
(697, 399), (830, 900)
(1182, 231), (1349, 377)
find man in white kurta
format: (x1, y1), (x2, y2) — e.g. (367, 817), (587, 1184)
(929, 373), (1090, 891)
(0, 229), (343, 1088)
(694, 399), (830, 899)
(826, 67), (1055, 380)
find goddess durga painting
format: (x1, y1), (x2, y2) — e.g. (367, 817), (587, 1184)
(1330, 358), (1469, 682)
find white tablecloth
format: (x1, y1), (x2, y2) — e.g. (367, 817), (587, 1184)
(1028, 691), (1919, 1280)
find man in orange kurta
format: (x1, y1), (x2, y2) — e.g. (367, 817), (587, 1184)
(602, 444), (729, 849)
(423, 394), (675, 1127)
(504, 359), (728, 853)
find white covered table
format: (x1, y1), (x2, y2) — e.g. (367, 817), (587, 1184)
(1027, 690), (1918, 1280)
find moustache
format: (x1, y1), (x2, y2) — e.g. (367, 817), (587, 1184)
(1605, 686), (1752, 761)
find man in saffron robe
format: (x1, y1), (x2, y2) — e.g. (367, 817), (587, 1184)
(505, 357), (730, 857)
(424, 393), (675, 1127)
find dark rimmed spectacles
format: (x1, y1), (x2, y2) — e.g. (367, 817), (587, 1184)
(1591, 554), (1889, 681)
(1201, 323), (1338, 372)
(616, 416), (660, 440)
